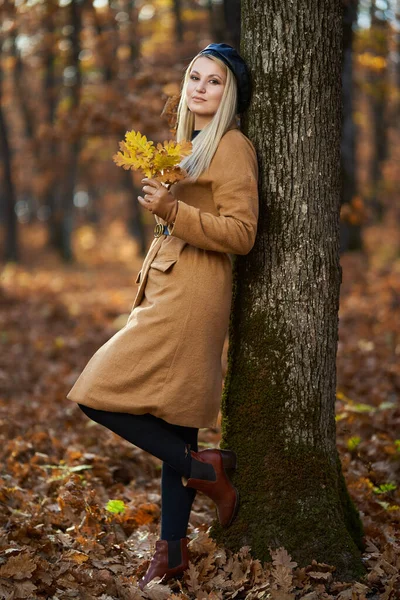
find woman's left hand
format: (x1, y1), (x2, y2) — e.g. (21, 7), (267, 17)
(138, 178), (178, 224)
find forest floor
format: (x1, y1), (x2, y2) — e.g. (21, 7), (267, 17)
(0, 218), (399, 600)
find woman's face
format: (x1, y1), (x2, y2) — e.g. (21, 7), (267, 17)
(186, 56), (226, 127)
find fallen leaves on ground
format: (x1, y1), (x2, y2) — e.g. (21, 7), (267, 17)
(0, 220), (399, 599)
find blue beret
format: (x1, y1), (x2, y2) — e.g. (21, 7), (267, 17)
(199, 43), (252, 114)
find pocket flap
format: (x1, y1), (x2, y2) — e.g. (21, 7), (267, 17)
(150, 258), (178, 272)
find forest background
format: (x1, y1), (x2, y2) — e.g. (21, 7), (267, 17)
(0, 1), (399, 599)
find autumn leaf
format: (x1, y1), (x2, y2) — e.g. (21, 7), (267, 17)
(160, 93), (181, 130)
(270, 547), (297, 592)
(184, 561), (201, 593)
(142, 578), (174, 599)
(113, 129), (192, 184)
(63, 549), (89, 564)
(188, 530), (218, 556)
(13, 580), (38, 599)
(0, 553), (37, 580)
(131, 502), (160, 525)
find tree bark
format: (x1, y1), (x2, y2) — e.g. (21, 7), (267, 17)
(211, 0), (366, 582)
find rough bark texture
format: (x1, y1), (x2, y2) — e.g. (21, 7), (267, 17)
(210, 0), (366, 582)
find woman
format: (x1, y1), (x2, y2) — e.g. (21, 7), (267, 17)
(66, 42), (259, 589)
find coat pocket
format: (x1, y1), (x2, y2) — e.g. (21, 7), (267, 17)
(150, 258), (178, 273)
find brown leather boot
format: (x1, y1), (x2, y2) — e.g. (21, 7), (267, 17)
(181, 448), (239, 527)
(138, 537), (189, 590)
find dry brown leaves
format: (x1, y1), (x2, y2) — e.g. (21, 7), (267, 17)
(0, 220), (399, 598)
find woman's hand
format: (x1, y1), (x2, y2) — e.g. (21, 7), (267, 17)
(138, 178), (178, 224)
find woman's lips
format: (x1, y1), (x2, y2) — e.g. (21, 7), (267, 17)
(192, 97), (206, 102)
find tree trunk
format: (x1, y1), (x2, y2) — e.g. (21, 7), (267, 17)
(50, 0), (82, 261)
(173, 0), (184, 43)
(44, 1), (60, 251)
(0, 2), (18, 262)
(211, 0), (366, 582)
(224, 0), (241, 50)
(368, 0), (389, 222)
(207, 0), (226, 42)
(0, 88), (18, 263)
(340, 0), (362, 252)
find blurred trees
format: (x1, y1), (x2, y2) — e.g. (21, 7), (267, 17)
(341, 0), (361, 252)
(0, 27), (18, 262)
(0, 0), (399, 264)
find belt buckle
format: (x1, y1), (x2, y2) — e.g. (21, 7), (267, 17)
(154, 223), (164, 238)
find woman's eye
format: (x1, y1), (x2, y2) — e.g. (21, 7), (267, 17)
(190, 75), (219, 84)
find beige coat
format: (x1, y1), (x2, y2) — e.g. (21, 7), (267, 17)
(66, 127), (259, 428)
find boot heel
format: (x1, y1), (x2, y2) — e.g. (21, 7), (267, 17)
(220, 449), (237, 470)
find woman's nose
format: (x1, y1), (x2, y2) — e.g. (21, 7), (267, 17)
(196, 81), (206, 92)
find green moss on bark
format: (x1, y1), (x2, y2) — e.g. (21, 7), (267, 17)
(211, 263), (366, 582)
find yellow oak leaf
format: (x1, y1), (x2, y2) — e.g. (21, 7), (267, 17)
(113, 129), (192, 184)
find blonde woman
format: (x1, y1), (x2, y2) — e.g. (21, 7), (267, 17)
(67, 43), (259, 589)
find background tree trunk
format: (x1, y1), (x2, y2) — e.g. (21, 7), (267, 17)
(368, 0), (390, 222)
(224, 0), (241, 50)
(207, 0), (226, 42)
(50, 0), (82, 261)
(173, 0), (184, 43)
(211, 0), (366, 582)
(0, 1), (18, 261)
(340, 0), (362, 252)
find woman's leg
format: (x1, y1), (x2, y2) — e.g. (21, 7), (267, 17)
(160, 425), (199, 542)
(78, 403), (214, 572)
(77, 403), (193, 478)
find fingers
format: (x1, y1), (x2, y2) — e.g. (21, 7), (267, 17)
(142, 185), (158, 196)
(141, 178), (158, 190)
(137, 196), (151, 210)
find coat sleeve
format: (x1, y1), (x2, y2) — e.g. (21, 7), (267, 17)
(168, 133), (259, 255)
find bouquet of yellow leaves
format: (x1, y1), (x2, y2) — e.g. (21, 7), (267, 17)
(113, 130), (192, 186)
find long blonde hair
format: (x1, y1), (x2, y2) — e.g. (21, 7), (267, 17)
(175, 53), (238, 181)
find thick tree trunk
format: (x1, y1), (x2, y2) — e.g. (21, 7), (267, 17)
(211, 0), (366, 582)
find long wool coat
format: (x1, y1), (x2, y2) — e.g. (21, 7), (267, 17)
(66, 126), (259, 428)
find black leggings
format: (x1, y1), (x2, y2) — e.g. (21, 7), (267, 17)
(77, 404), (199, 541)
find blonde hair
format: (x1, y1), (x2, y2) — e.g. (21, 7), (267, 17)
(175, 53), (238, 181)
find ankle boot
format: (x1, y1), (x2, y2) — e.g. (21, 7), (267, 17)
(181, 448), (239, 527)
(138, 537), (189, 590)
